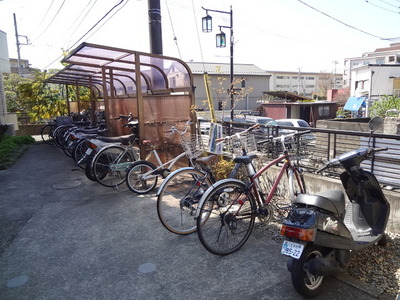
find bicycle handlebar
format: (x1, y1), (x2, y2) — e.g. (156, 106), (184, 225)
(272, 130), (311, 143)
(215, 123), (260, 143)
(316, 146), (388, 173)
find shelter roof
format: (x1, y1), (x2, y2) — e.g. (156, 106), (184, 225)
(46, 43), (193, 97)
(264, 91), (312, 101)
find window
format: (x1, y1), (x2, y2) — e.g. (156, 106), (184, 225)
(389, 56), (395, 62)
(318, 105), (330, 117)
(305, 76), (315, 80)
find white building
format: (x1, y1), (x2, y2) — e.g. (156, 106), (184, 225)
(343, 43), (400, 116)
(344, 43), (400, 88)
(268, 70), (343, 99)
(0, 30), (13, 126)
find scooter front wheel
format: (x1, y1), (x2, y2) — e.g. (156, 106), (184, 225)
(290, 245), (326, 298)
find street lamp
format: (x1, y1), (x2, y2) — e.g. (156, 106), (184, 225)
(202, 6), (234, 129)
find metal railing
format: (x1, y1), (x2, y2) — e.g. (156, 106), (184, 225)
(203, 121), (400, 190)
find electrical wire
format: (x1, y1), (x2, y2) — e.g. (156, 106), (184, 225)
(191, 0), (206, 71)
(30, 0), (56, 36)
(34, 0), (66, 40)
(44, 0), (127, 69)
(83, 0), (129, 42)
(165, 0), (182, 59)
(296, 0), (387, 39)
(66, 0), (126, 52)
(62, 0), (99, 49)
(364, 0), (400, 14)
(374, 0), (400, 8)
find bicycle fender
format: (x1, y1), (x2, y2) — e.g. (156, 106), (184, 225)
(89, 144), (125, 169)
(156, 167), (199, 196)
(194, 178), (246, 219)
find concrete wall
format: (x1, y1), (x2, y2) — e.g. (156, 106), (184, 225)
(267, 165), (399, 234)
(16, 124), (42, 136)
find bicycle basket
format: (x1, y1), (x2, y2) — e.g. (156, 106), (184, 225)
(225, 132), (257, 157)
(181, 134), (205, 159)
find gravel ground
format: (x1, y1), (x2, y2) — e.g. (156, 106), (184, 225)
(255, 206), (400, 298)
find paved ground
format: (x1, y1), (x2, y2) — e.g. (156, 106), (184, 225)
(0, 143), (383, 299)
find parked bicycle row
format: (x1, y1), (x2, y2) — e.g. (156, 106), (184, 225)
(40, 116), (391, 298)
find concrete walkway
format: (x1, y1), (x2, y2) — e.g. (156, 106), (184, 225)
(0, 144), (380, 299)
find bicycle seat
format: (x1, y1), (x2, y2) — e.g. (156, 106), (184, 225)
(195, 155), (217, 166)
(233, 154), (258, 164)
(75, 127), (105, 134)
(294, 190), (346, 217)
(97, 134), (136, 145)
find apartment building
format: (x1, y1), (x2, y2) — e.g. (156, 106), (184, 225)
(344, 43), (400, 88)
(268, 70), (343, 99)
(343, 43), (400, 116)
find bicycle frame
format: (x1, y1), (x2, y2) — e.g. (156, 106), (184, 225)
(249, 151), (304, 207)
(138, 149), (189, 180)
(109, 145), (140, 172)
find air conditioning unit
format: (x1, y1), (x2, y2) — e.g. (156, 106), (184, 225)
(394, 89), (400, 97)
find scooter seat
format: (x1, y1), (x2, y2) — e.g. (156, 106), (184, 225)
(294, 190), (346, 216)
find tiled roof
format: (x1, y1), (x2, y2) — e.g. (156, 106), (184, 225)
(186, 62), (269, 76)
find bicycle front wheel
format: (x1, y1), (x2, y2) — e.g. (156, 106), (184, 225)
(157, 168), (213, 235)
(92, 145), (134, 187)
(41, 124), (55, 145)
(126, 160), (158, 194)
(196, 179), (256, 256)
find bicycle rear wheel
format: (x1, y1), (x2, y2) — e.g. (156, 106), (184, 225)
(196, 179), (256, 256)
(92, 145), (134, 187)
(73, 139), (91, 169)
(288, 166), (306, 202)
(41, 124), (55, 145)
(157, 168), (213, 235)
(125, 160), (158, 194)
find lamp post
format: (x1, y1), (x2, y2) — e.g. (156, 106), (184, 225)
(202, 6), (234, 128)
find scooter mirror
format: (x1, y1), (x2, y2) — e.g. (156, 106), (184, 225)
(368, 116), (383, 132)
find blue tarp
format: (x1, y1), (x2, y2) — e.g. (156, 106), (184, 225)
(343, 97), (366, 111)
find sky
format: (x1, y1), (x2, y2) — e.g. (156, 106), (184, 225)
(0, 0), (399, 73)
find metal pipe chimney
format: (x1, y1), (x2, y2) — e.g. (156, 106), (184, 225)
(148, 0), (163, 55)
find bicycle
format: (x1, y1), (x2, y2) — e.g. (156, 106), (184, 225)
(156, 124), (261, 235)
(85, 114), (140, 187)
(40, 120), (56, 145)
(195, 130), (309, 256)
(125, 120), (203, 194)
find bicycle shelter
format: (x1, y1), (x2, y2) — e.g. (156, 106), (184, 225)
(47, 43), (195, 162)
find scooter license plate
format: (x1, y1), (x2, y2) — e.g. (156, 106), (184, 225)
(85, 148), (93, 155)
(281, 240), (304, 259)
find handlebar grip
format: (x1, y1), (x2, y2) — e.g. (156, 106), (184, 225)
(373, 147), (388, 152)
(248, 123), (260, 131)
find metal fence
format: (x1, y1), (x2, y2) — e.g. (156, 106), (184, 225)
(202, 122), (400, 190)
(275, 126), (400, 190)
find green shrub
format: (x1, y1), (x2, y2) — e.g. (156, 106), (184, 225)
(0, 135), (35, 169)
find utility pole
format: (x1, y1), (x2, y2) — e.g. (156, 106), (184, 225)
(13, 13), (29, 75)
(148, 0), (163, 55)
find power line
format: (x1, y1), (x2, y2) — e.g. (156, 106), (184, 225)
(62, 0), (99, 48)
(34, 0), (66, 40)
(296, 0), (386, 39)
(44, 0), (127, 69)
(364, 0), (400, 14)
(83, 0), (129, 41)
(30, 0), (56, 36)
(165, 0), (182, 59)
(66, 0), (126, 52)
(374, 0), (400, 8)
